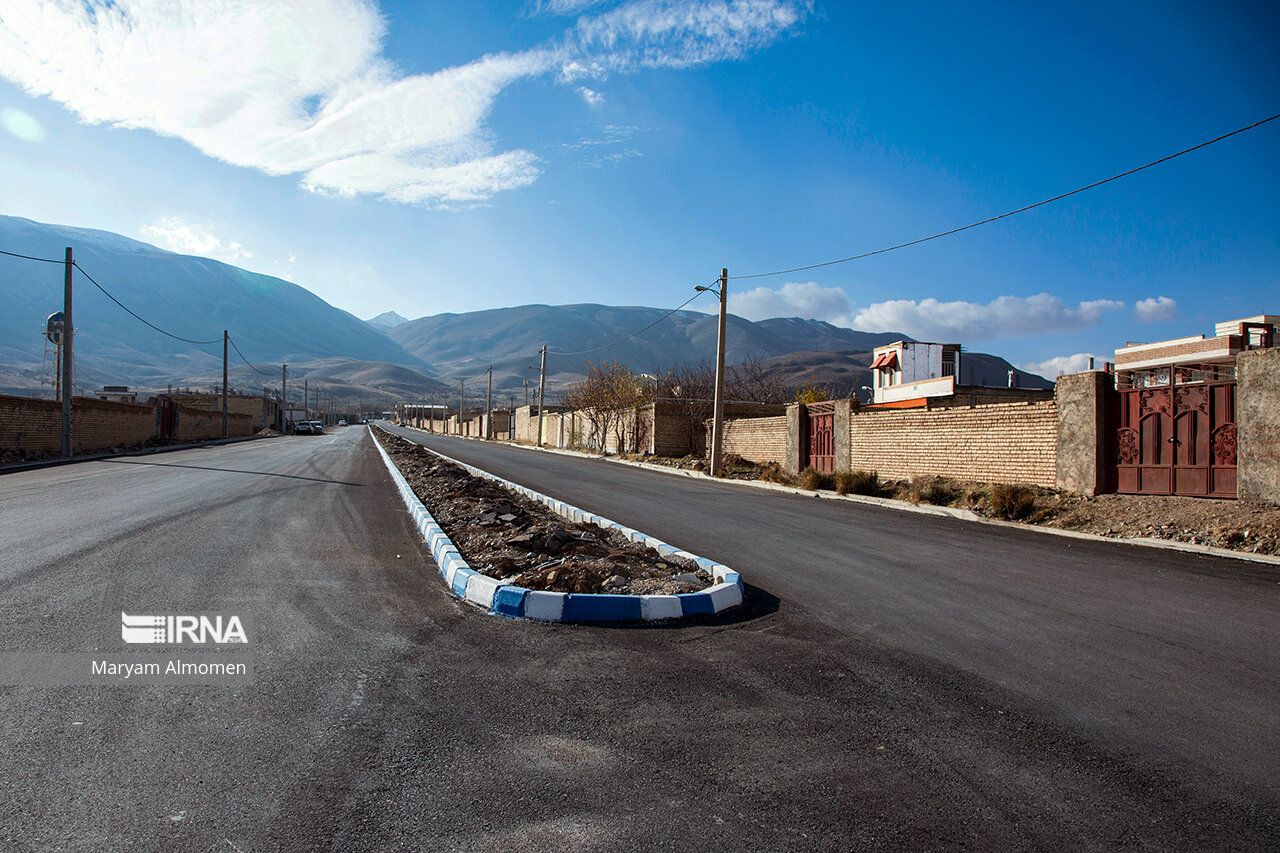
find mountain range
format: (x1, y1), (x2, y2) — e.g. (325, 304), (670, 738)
(0, 214), (1050, 406)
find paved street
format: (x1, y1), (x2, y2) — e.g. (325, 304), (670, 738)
(1, 425), (1277, 850)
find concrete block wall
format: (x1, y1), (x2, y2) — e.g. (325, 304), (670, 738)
(1054, 371), (1111, 495)
(718, 415), (788, 465)
(848, 400), (1059, 487)
(1237, 347), (1280, 503)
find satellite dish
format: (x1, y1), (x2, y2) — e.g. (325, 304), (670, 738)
(45, 312), (64, 345)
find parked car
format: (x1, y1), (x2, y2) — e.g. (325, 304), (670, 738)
(293, 421), (313, 434)
(337, 419), (347, 426)
(307, 420), (324, 434)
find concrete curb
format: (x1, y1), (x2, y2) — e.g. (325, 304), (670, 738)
(369, 428), (745, 623)
(391, 425), (1280, 568)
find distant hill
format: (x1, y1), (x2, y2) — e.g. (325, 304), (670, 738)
(387, 304), (912, 395)
(0, 215), (1051, 405)
(366, 310), (409, 330)
(0, 215), (425, 394)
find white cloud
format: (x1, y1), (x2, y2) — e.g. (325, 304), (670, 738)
(1134, 295), (1178, 323)
(0, 0), (806, 205)
(139, 216), (253, 265)
(0, 107), (44, 142)
(850, 293), (1124, 341)
(729, 281), (851, 322)
(529, 0), (613, 15)
(1020, 353), (1099, 378)
(578, 86), (605, 106)
(568, 0), (809, 71)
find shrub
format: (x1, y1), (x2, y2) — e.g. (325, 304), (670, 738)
(906, 476), (959, 506)
(800, 466), (834, 492)
(758, 462), (792, 485)
(989, 483), (1037, 520)
(836, 469), (881, 496)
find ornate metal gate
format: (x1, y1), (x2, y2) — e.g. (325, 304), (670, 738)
(1115, 363), (1236, 498)
(805, 401), (836, 473)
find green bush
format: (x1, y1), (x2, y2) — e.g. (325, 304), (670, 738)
(989, 483), (1037, 520)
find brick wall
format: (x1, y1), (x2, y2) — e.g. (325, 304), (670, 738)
(719, 415), (788, 465)
(168, 393), (277, 431)
(0, 394), (159, 453)
(848, 400), (1058, 487)
(173, 404), (253, 440)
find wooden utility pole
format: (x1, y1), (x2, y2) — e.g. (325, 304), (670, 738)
(281, 365), (287, 432)
(536, 344), (547, 447)
(697, 269), (728, 476)
(222, 330), (229, 438)
(485, 366), (493, 440)
(459, 380), (464, 436)
(61, 247), (73, 458)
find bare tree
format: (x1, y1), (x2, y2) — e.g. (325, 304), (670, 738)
(726, 354), (791, 404)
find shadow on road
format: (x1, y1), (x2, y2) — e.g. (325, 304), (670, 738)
(103, 458), (366, 487)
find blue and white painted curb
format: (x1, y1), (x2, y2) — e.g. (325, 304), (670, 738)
(370, 428), (744, 622)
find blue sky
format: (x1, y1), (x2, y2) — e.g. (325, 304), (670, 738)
(0, 0), (1276, 377)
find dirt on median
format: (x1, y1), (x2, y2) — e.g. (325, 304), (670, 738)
(373, 428), (714, 595)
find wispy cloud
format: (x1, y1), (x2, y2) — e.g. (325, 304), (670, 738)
(850, 293), (1125, 341)
(1020, 353), (1099, 378)
(567, 0), (810, 70)
(1134, 295), (1178, 323)
(0, 0), (807, 206)
(140, 216), (253, 265)
(729, 281), (851, 322)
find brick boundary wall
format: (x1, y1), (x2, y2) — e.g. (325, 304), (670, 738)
(848, 400), (1059, 487)
(0, 393), (160, 453)
(718, 415), (788, 465)
(172, 404), (253, 441)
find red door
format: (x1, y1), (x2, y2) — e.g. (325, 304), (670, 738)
(806, 402), (835, 473)
(1115, 366), (1235, 497)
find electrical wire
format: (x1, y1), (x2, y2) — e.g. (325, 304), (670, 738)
(732, 112), (1280, 281)
(0, 247), (65, 264)
(227, 334), (276, 377)
(72, 261), (223, 345)
(546, 286), (713, 357)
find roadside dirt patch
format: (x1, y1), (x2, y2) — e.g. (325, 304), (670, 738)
(373, 429), (712, 594)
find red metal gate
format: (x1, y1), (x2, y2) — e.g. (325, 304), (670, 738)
(157, 397), (175, 438)
(805, 401), (836, 473)
(1115, 364), (1236, 498)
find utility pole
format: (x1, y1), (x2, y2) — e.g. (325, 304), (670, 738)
(459, 380), (464, 436)
(536, 344), (547, 447)
(697, 269), (728, 477)
(486, 365), (493, 440)
(222, 330), (229, 438)
(281, 364), (288, 432)
(61, 247), (74, 458)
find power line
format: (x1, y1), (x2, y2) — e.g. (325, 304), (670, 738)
(227, 334), (275, 376)
(0, 247), (65, 264)
(546, 286), (714, 357)
(733, 112), (1280, 281)
(72, 261), (223, 345)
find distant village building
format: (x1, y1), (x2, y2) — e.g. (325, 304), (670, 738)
(95, 385), (138, 404)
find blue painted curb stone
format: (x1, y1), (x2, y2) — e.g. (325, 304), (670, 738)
(370, 428), (744, 623)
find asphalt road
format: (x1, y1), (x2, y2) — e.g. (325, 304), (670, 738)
(0, 425), (1276, 850)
